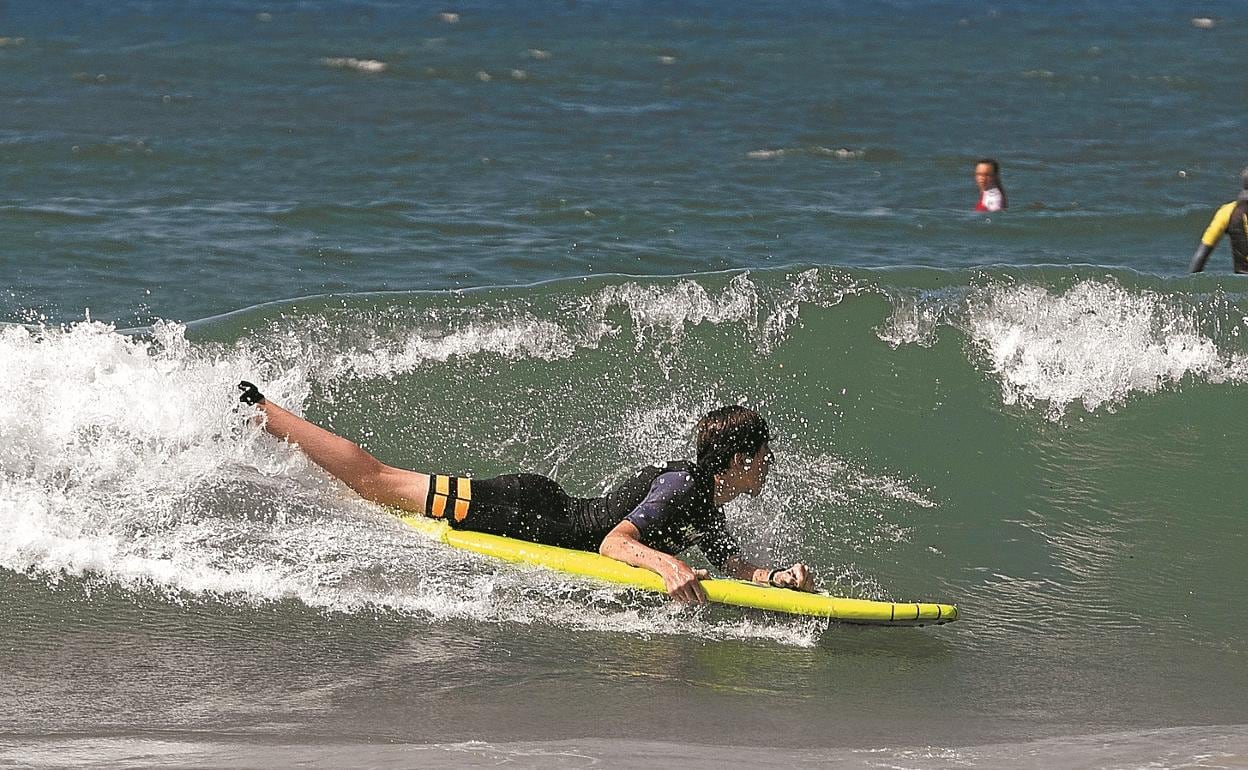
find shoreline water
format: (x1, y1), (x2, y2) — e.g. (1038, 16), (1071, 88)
(5, 727), (1248, 769)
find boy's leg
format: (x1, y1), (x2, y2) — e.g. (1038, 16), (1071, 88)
(250, 394), (431, 513)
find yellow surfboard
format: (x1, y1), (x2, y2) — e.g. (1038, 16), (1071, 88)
(399, 515), (958, 626)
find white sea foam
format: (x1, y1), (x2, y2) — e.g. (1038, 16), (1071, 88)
(964, 280), (1248, 419)
(0, 272), (898, 645)
(729, 449), (933, 601)
(613, 397), (710, 472)
(758, 267), (865, 353)
(282, 273), (842, 385)
(588, 394), (942, 606)
(876, 288), (962, 348)
(0, 313), (835, 646)
(319, 314), (581, 381)
(813, 146), (864, 159)
(594, 274), (758, 344)
(0, 321), (304, 591)
(321, 57), (388, 73)
(877, 278), (1248, 419)
(748, 146), (863, 161)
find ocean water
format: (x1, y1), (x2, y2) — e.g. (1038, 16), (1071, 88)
(3, 2), (1248, 768)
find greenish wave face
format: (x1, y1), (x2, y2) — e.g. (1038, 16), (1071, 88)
(5, 267), (1247, 658)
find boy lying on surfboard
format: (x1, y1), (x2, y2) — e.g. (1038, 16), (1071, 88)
(239, 381), (814, 603)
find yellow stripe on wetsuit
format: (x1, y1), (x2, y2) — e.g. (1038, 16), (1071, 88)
(427, 474), (472, 522)
(1201, 201), (1236, 247)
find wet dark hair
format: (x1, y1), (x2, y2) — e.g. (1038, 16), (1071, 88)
(696, 405), (772, 475)
(976, 157), (1001, 176)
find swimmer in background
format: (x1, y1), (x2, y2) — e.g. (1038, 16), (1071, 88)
(1189, 167), (1248, 274)
(974, 158), (1008, 213)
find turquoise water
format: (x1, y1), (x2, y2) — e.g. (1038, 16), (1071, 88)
(3, 2), (1248, 767)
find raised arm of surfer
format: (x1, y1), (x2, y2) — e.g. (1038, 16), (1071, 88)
(238, 383), (814, 603)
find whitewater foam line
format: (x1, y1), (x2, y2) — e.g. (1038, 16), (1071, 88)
(0, 273), (941, 645)
(228, 269), (867, 384)
(966, 280), (1248, 419)
(0, 321), (827, 645)
(877, 277), (1248, 419)
(0, 319), (311, 595)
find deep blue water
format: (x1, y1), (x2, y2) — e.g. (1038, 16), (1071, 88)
(3, 0), (1248, 325)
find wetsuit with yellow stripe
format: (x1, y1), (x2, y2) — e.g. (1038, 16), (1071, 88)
(1190, 200), (1248, 273)
(421, 461), (741, 568)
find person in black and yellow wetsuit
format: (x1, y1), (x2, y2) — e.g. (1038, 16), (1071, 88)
(1189, 168), (1248, 274)
(237, 382), (814, 603)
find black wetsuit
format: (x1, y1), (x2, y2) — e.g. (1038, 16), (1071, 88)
(427, 461), (741, 568)
(1190, 200), (1248, 273)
